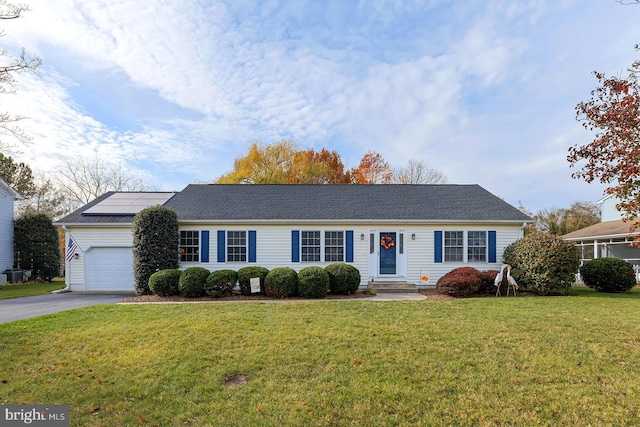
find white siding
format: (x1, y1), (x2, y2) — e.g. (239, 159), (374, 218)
(600, 196), (623, 222)
(183, 224), (371, 286)
(65, 227), (133, 291)
(0, 195), (14, 272)
(405, 224), (523, 287)
(183, 222), (525, 288)
(67, 222), (525, 291)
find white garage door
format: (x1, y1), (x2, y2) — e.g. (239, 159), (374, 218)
(86, 247), (135, 291)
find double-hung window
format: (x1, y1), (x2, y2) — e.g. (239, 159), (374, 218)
(444, 231), (464, 262)
(180, 230), (200, 262)
(293, 230), (352, 263)
(324, 231), (344, 262)
(467, 231), (487, 262)
(301, 231), (321, 262)
(440, 230), (490, 263)
(227, 231), (247, 262)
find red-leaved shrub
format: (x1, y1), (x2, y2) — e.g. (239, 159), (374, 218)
(436, 267), (485, 297)
(482, 270), (501, 295)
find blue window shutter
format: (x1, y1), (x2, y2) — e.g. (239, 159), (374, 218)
(249, 230), (257, 263)
(345, 230), (354, 262)
(201, 230), (210, 263)
(434, 231), (443, 263)
(488, 231), (497, 263)
(217, 230), (225, 263)
(291, 230), (300, 262)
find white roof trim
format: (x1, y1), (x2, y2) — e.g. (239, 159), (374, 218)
(0, 178), (22, 200)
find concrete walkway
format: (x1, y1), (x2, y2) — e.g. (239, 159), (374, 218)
(366, 293), (427, 301)
(0, 291), (426, 323)
(0, 293), (131, 324)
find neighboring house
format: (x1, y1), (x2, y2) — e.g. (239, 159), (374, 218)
(55, 184), (532, 292)
(0, 178), (22, 273)
(563, 194), (640, 268)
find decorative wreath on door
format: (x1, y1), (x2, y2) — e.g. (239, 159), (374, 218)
(380, 235), (395, 250)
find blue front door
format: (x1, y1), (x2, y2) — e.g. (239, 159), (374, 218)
(379, 232), (397, 275)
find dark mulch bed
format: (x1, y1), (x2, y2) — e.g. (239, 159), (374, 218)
(122, 288), (539, 303)
(419, 287), (540, 300)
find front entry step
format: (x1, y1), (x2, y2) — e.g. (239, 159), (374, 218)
(368, 281), (418, 293)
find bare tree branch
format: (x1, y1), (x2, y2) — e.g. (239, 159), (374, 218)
(0, 1), (41, 154)
(56, 156), (153, 210)
(392, 159), (448, 184)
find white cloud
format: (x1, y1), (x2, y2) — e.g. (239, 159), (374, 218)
(3, 0), (640, 213)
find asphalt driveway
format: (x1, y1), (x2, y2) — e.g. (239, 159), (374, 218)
(0, 292), (131, 323)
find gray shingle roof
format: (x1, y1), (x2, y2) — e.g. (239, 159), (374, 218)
(56, 184), (532, 224)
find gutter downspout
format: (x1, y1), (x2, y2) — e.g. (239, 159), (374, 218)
(520, 222), (528, 238)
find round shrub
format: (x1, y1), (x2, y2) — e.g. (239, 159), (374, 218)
(178, 267), (209, 298)
(325, 263), (361, 294)
(205, 270), (238, 298)
(580, 258), (636, 293)
(298, 266), (330, 299)
(237, 266), (270, 295)
(503, 231), (579, 295)
(436, 267), (484, 297)
(149, 269), (182, 296)
(264, 267), (298, 298)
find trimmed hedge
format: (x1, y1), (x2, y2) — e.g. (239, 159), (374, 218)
(179, 267), (209, 298)
(436, 267), (484, 297)
(503, 231), (579, 295)
(205, 270), (238, 298)
(580, 258), (636, 293)
(298, 266), (330, 299)
(264, 267), (298, 298)
(132, 206), (179, 295)
(325, 263), (361, 294)
(237, 266), (270, 295)
(149, 269), (182, 296)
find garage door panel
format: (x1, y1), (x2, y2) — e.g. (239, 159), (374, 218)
(86, 247), (134, 291)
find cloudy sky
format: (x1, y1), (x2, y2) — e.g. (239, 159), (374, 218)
(3, 0), (640, 212)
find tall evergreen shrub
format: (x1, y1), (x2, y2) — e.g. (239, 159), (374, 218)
(132, 205), (179, 295)
(13, 212), (60, 280)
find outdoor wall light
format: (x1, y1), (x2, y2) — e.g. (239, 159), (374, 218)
(360, 233), (365, 240)
(411, 233), (416, 240)
(74, 253), (79, 260)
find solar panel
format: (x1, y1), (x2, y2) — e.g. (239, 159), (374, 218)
(83, 192), (176, 215)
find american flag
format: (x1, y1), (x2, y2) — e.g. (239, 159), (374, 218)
(65, 237), (79, 262)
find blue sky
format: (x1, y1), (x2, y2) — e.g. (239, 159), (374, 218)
(3, 0), (640, 213)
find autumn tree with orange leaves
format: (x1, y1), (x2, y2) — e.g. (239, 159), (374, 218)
(568, 59), (640, 238)
(217, 143), (447, 186)
(350, 150), (393, 184)
(215, 140), (351, 184)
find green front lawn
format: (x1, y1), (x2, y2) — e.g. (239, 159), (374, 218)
(1, 287), (640, 426)
(0, 278), (65, 300)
